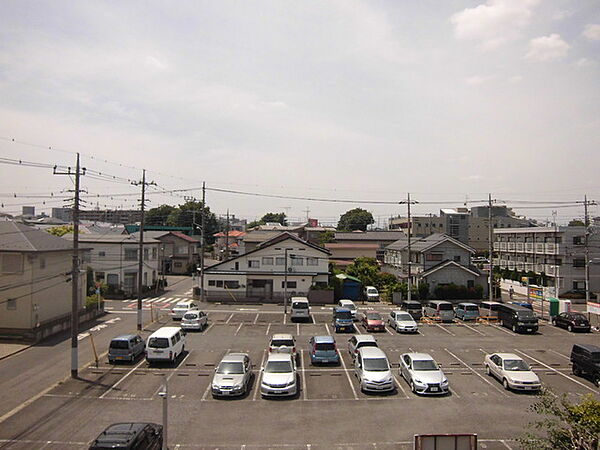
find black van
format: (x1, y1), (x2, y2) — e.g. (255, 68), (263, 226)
(89, 423), (163, 449)
(400, 300), (422, 320)
(570, 344), (600, 387)
(497, 303), (538, 333)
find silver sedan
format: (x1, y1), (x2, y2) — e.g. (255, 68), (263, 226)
(212, 353), (253, 398)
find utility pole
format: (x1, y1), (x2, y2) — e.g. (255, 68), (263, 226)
(488, 194), (495, 302)
(54, 153), (86, 378)
(553, 210), (559, 298)
(400, 194), (418, 301)
(132, 170), (156, 331)
(582, 195), (597, 310)
(225, 209), (230, 260)
(284, 248), (290, 314)
(200, 182), (206, 303)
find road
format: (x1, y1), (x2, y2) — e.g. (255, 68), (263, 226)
(0, 276), (193, 421)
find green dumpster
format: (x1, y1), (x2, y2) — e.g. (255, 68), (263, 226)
(548, 297), (559, 317)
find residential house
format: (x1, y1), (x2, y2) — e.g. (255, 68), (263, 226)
(64, 234), (160, 296)
(241, 230), (293, 253)
(202, 232), (330, 302)
(0, 221), (89, 339)
(327, 231), (406, 264)
(384, 233), (487, 295)
(213, 230), (246, 259)
(131, 231), (199, 275)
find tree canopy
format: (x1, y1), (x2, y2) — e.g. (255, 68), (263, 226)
(248, 212), (287, 229)
(145, 201), (219, 243)
(47, 225), (74, 237)
(568, 219), (585, 227)
(337, 208), (374, 231)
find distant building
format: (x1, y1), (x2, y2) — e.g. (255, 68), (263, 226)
(213, 230), (246, 259)
(329, 231), (406, 263)
(52, 207), (142, 224)
(131, 231), (199, 275)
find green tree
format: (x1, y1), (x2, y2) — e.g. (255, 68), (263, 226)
(163, 201), (219, 244)
(568, 219), (585, 227)
(337, 208), (374, 231)
(520, 389), (600, 450)
(145, 205), (176, 226)
(47, 225), (74, 236)
(318, 230), (335, 246)
(247, 212), (288, 229)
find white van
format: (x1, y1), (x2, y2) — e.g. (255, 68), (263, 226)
(364, 286), (380, 302)
(146, 327), (186, 364)
(290, 297), (311, 322)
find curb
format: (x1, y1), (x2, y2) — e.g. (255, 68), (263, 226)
(0, 344), (34, 362)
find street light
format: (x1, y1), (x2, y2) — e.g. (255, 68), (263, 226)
(158, 375), (168, 450)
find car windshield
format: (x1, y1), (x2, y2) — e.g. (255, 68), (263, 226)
(183, 313), (198, 320)
(413, 360), (438, 371)
(465, 305), (479, 311)
(271, 339), (294, 347)
(397, 313), (413, 321)
(341, 302), (355, 309)
(438, 303), (453, 311)
(109, 340), (129, 349)
(572, 314), (587, 321)
(217, 362), (245, 374)
(265, 361), (293, 373)
(315, 342), (335, 351)
(367, 288), (377, 294)
(336, 311), (352, 319)
(503, 359), (530, 371)
(175, 303), (190, 309)
(366, 313), (382, 320)
(148, 337), (169, 349)
(293, 302), (308, 309)
(363, 357), (389, 371)
(517, 311), (535, 319)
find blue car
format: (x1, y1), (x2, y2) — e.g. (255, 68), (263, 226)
(454, 303), (480, 321)
(509, 301), (533, 310)
(309, 336), (340, 365)
(332, 307), (354, 333)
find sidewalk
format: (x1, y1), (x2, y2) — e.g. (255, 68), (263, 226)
(0, 342), (32, 361)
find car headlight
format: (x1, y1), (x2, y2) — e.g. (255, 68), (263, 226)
(414, 378), (423, 384)
(441, 378), (448, 385)
(286, 380), (296, 387)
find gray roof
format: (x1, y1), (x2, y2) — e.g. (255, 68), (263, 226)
(63, 233), (159, 244)
(386, 233), (475, 253)
(335, 231), (406, 241)
(0, 221), (79, 252)
(243, 230), (288, 243)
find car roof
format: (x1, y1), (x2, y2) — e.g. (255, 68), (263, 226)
(174, 300), (194, 305)
(221, 353), (248, 363)
(339, 299), (355, 304)
(335, 307), (351, 312)
(573, 343), (600, 352)
(365, 311), (382, 316)
(354, 335), (377, 343)
(458, 302), (478, 307)
(358, 347), (387, 358)
(266, 352), (294, 362)
(405, 352), (435, 361)
(112, 334), (138, 341)
(291, 296), (309, 302)
(492, 353), (522, 360)
(271, 333), (294, 340)
(148, 327), (181, 338)
(93, 423), (159, 446)
(312, 335), (335, 343)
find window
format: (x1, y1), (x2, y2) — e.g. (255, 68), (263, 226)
(426, 253), (443, 262)
(573, 281), (585, 290)
(152, 248), (157, 259)
(224, 280), (240, 289)
(95, 272), (105, 282)
(208, 280), (216, 286)
(107, 274), (119, 286)
(453, 255), (461, 263)
(6, 299), (16, 310)
(291, 257), (304, 266)
(39, 258), (45, 269)
(1, 254), (23, 274)
(248, 260), (260, 268)
(306, 257), (318, 266)
(573, 258), (586, 268)
(124, 248), (137, 261)
(573, 236), (584, 245)
(174, 262), (183, 268)
(216, 280), (224, 287)
(262, 257), (273, 265)
(281, 281), (297, 289)
(144, 248), (149, 261)
(275, 257), (285, 266)
(555, 258), (562, 266)
(467, 280), (474, 288)
(234, 262), (239, 270)
(99, 251), (106, 257)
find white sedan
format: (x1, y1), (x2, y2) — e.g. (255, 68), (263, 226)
(388, 310), (418, 333)
(484, 353), (541, 391)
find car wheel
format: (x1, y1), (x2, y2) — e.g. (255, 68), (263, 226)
(485, 365), (491, 376)
(502, 378), (510, 390)
(552, 319), (557, 326)
(410, 380), (416, 393)
(567, 325), (573, 332)
(512, 325), (517, 333)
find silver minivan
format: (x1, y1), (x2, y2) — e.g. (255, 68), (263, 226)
(423, 301), (455, 322)
(290, 297), (311, 322)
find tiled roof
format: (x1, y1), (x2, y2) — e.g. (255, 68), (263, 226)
(335, 231), (406, 241)
(0, 221), (79, 252)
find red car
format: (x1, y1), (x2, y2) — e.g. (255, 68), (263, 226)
(361, 312), (386, 332)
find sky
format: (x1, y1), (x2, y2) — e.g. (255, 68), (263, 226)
(0, 0), (599, 226)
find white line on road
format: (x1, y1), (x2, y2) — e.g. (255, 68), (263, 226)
(515, 349), (599, 394)
(296, 323), (300, 336)
(253, 313), (259, 325)
(300, 349), (308, 400)
(491, 324), (514, 335)
(462, 323), (485, 336)
(444, 348), (509, 397)
(393, 375), (408, 398)
(100, 358), (146, 399)
(225, 313), (234, 324)
(433, 324), (455, 336)
(339, 352), (359, 400)
(283, 313), (287, 325)
(385, 326), (394, 336)
(253, 349), (268, 401)
(265, 323), (271, 336)
(153, 351), (192, 397)
(324, 323), (331, 335)
(549, 349), (570, 360)
(235, 323), (244, 336)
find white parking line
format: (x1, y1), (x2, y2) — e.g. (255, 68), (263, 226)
(203, 324), (214, 334)
(549, 349), (570, 360)
(393, 375), (409, 398)
(385, 326), (394, 336)
(355, 324), (362, 335)
(444, 348), (509, 397)
(253, 314), (259, 325)
(99, 358), (146, 399)
(296, 323), (300, 336)
(283, 313), (287, 325)
(225, 313), (234, 324)
(515, 349), (600, 394)
(339, 353), (359, 400)
(253, 349), (268, 401)
(265, 323), (271, 336)
(433, 324), (455, 336)
(324, 323), (331, 335)
(300, 350), (308, 400)
(153, 351), (192, 397)
(235, 323), (244, 336)
(462, 323), (485, 336)
(491, 324), (514, 335)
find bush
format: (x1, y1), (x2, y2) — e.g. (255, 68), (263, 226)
(85, 294), (104, 309)
(433, 283), (484, 300)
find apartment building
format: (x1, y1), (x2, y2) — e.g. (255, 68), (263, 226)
(494, 226), (600, 295)
(52, 207), (142, 224)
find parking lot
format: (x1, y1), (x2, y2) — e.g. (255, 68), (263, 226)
(1, 303), (599, 449)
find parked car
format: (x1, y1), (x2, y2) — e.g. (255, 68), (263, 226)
(309, 335), (340, 365)
(509, 301), (533, 310)
(354, 347), (395, 393)
(496, 303), (538, 333)
(338, 299), (358, 320)
(290, 297), (311, 322)
(570, 344), (600, 387)
(423, 301), (455, 322)
(399, 353), (449, 395)
(552, 312), (591, 333)
(364, 286), (380, 302)
(181, 310), (208, 331)
(269, 334), (297, 360)
(170, 300), (198, 320)
(400, 300), (422, 320)
(361, 311), (386, 332)
(484, 353), (541, 391)
(348, 335), (378, 360)
(454, 303), (480, 321)
(260, 353), (298, 398)
(146, 327), (185, 364)
(388, 310), (418, 333)
(212, 353), (253, 398)
(89, 423), (162, 449)
(479, 301), (502, 319)
(108, 334), (145, 364)
(332, 307), (354, 333)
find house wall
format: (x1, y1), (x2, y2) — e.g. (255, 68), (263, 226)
(422, 242), (472, 271)
(324, 246), (378, 261)
(424, 265), (487, 294)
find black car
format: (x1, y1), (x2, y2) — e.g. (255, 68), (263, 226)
(552, 312), (591, 332)
(89, 423), (163, 449)
(496, 303), (538, 333)
(570, 344), (600, 387)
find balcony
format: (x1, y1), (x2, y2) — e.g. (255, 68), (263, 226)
(508, 242), (516, 251)
(492, 258), (500, 266)
(535, 243), (545, 253)
(516, 262), (524, 271)
(500, 259), (508, 267)
(525, 243), (533, 253)
(493, 242), (500, 251)
(500, 242), (507, 251)
(516, 243), (524, 252)
(535, 264), (545, 273)
(508, 261), (515, 270)
(546, 265), (559, 277)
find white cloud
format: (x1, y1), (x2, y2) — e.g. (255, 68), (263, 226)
(525, 34), (570, 62)
(582, 24), (600, 41)
(450, 0), (540, 49)
(465, 75), (494, 85)
(576, 58), (598, 68)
